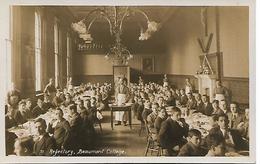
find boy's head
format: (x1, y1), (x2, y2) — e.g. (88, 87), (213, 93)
(25, 98), (32, 109)
(55, 108), (64, 120)
(34, 118), (47, 136)
(144, 100), (151, 109)
(202, 95), (209, 103)
(217, 114), (229, 129)
(212, 100), (219, 108)
(188, 129), (202, 147)
(158, 96), (164, 105)
(230, 102), (238, 113)
(37, 98), (43, 108)
(206, 134), (226, 156)
(195, 94), (202, 102)
(158, 109), (166, 119)
(219, 100), (227, 111)
(84, 99), (91, 108)
(168, 106), (181, 121)
(209, 114), (219, 128)
(69, 104), (77, 115)
(151, 103), (159, 113)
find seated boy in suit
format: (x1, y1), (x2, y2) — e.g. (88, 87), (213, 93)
(142, 100), (152, 122)
(47, 108), (70, 150)
(179, 89), (188, 107)
(178, 129), (206, 156)
(154, 108), (167, 134)
(201, 95), (213, 116)
(205, 133), (226, 156)
(227, 102), (244, 129)
(209, 114), (219, 129)
(147, 102), (159, 131)
(208, 114), (249, 152)
(158, 106), (189, 156)
(195, 94), (203, 112)
(211, 100), (224, 115)
(33, 118), (56, 156)
(186, 93), (197, 111)
(32, 98), (47, 118)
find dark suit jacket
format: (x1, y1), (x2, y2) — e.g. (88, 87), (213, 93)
(178, 142), (206, 156)
(196, 101), (204, 113)
(227, 112), (244, 129)
(187, 99), (197, 110)
(165, 96), (176, 107)
(142, 108), (153, 122)
(47, 118), (70, 148)
(42, 102), (54, 110)
(202, 103), (213, 116)
(211, 107), (224, 115)
(13, 110), (27, 125)
(158, 118), (189, 149)
(208, 127), (249, 151)
(180, 95), (188, 106)
(155, 117), (165, 134)
(131, 102), (139, 115)
(64, 113), (83, 151)
(5, 130), (17, 155)
(32, 105), (47, 118)
(147, 112), (158, 133)
(5, 115), (17, 128)
(173, 93), (181, 102)
(137, 104), (144, 122)
(33, 133), (56, 156)
(80, 110), (96, 149)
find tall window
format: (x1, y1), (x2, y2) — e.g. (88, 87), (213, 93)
(4, 7), (13, 92)
(35, 11), (41, 91)
(66, 33), (71, 80)
(54, 19), (59, 87)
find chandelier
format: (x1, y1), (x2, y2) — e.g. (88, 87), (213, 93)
(71, 6), (160, 65)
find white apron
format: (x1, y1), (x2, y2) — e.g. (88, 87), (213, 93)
(115, 94), (126, 121)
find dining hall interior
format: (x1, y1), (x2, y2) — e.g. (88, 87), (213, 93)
(1, 6), (250, 157)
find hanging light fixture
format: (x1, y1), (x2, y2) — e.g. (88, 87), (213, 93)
(71, 6), (160, 65)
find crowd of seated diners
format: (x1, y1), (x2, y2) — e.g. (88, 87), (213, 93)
(129, 77), (249, 156)
(5, 79), (112, 156)
(5, 76), (249, 157)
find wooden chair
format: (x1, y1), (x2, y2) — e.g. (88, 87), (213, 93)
(144, 120), (162, 156)
(139, 121), (146, 136)
(95, 119), (103, 133)
(94, 111), (103, 133)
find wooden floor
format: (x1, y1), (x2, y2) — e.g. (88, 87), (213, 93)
(93, 110), (148, 156)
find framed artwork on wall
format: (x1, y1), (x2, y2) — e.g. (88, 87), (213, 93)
(142, 56), (154, 73)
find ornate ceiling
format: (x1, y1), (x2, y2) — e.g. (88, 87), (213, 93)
(66, 6), (179, 54)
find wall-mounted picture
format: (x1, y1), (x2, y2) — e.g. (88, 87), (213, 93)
(142, 56), (154, 72)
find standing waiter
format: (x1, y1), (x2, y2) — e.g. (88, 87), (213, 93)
(44, 78), (56, 102)
(115, 77), (129, 126)
(214, 80), (230, 104)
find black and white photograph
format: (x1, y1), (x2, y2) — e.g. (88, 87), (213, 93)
(0, 0), (257, 163)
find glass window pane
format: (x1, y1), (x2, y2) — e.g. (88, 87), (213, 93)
(35, 11), (41, 91)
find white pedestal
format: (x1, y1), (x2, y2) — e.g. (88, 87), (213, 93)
(194, 74), (217, 102)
